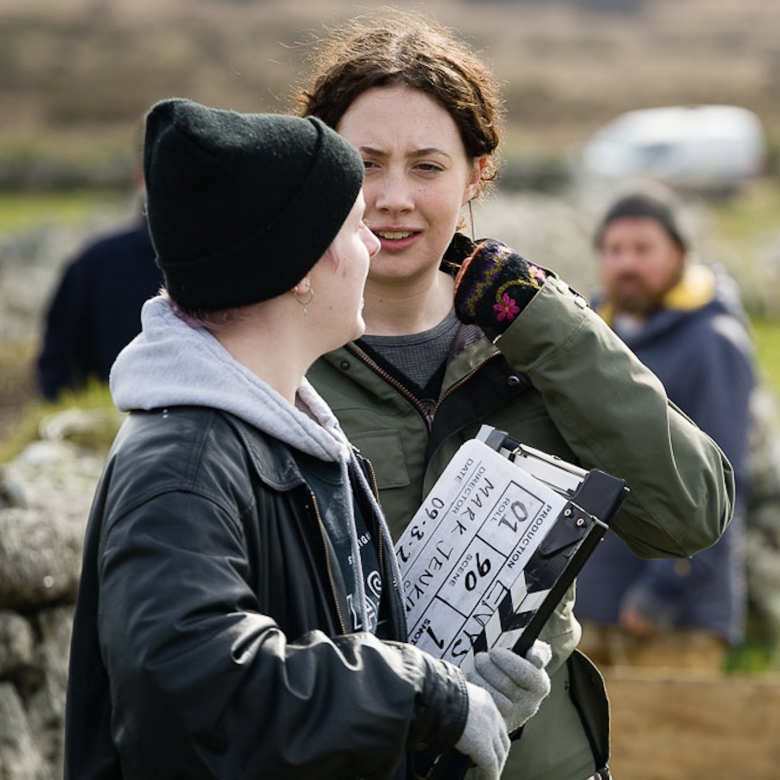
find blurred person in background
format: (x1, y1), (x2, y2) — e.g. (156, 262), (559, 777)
(296, 10), (735, 780)
(575, 182), (756, 670)
(36, 144), (162, 401)
(64, 97), (553, 780)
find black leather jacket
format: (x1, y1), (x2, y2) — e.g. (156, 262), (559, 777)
(65, 406), (467, 780)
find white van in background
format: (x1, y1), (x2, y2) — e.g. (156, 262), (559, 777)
(573, 104), (767, 195)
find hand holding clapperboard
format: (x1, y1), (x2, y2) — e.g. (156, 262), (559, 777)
(395, 426), (629, 779)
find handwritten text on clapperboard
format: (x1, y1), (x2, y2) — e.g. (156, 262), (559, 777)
(395, 441), (568, 668)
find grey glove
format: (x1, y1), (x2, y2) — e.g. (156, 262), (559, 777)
(454, 681), (510, 780)
(465, 640), (552, 733)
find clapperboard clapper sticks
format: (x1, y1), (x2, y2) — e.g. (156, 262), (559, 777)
(395, 425), (629, 780)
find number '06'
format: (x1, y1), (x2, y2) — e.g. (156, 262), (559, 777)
(464, 552), (491, 591)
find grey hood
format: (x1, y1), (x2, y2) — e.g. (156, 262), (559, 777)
(110, 295), (404, 632)
(110, 295), (350, 464)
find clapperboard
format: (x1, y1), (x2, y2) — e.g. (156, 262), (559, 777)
(396, 426), (628, 779)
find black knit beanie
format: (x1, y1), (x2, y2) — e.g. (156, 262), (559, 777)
(143, 98), (365, 310)
(595, 187), (690, 253)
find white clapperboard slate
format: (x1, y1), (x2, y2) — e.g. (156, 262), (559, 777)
(398, 426), (629, 779)
(395, 425), (629, 674)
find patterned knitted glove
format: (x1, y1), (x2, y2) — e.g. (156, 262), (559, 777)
(465, 640), (552, 734)
(453, 239), (549, 338)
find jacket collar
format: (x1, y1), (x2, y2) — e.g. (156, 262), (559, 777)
(596, 263), (716, 327)
(225, 414), (312, 492)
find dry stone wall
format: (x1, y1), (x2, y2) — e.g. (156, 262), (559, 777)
(0, 423), (107, 780)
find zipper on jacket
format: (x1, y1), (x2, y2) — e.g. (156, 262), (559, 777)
(364, 457), (381, 502)
(347, 343), (434, 425)
(346, 342), (501, 430)
(309, 491), (348, 635)
(354, 452), (391, 576)
(435, 353), (501, 413)
(352, 453), (391, 585)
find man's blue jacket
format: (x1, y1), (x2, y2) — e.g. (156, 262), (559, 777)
(576, 264), (755, 644)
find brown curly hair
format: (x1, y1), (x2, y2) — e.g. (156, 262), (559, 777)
(295, 10), (504, 197)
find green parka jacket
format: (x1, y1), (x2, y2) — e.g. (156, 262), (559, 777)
(308, 261), (734, 779)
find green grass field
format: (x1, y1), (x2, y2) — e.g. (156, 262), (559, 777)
(0, 190), (128, 233)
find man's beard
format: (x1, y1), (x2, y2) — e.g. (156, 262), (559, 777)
(607, 276), (664, 317)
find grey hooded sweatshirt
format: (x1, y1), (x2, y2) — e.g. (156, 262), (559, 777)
(110, 294), (403, 632)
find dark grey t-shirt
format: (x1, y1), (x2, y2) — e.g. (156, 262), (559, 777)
(359, 309), (459, 394)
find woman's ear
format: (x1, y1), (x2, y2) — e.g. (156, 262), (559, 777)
(463, 156), (487, 205)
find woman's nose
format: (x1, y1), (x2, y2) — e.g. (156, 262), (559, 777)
(374, 169), (414, 213)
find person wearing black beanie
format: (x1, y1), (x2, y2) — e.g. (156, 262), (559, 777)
(63, 98), (543, 780)
(142, 97), (367, 311)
